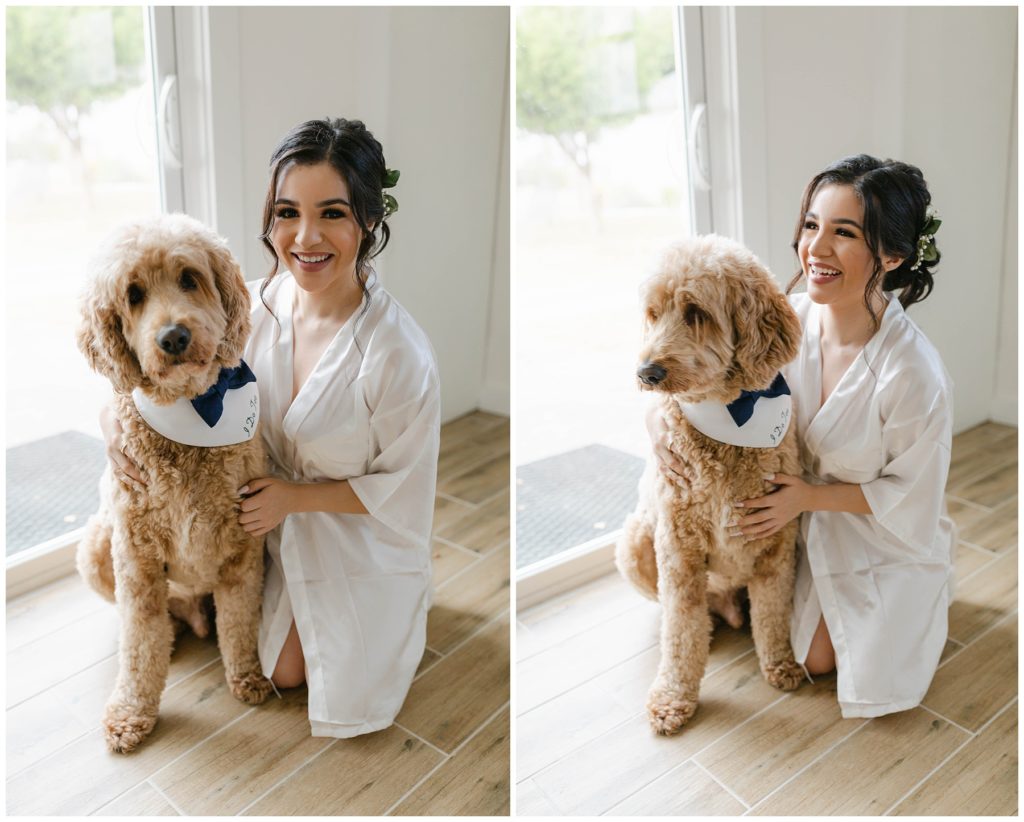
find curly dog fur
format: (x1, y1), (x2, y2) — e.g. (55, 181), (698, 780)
(616, 234), (805, 735)
(76, 214), (272, 753)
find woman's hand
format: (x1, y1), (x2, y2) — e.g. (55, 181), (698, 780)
(101, 401), (147, 490)
(646, 401), (687, 487)
(238, 477), (300, 537)
(730, 473), (813, 541)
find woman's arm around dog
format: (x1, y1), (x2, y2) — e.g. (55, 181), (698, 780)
(731, 474), (871, 541)
(236, 477), (369, 537)
(646, 407), (870, 539)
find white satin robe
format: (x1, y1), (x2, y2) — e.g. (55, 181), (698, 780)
(784, 292), (955, 718)
(245, 273), (440, 737)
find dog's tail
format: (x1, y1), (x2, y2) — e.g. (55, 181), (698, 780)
(615, 514), (660, 601)
(76, 515), (116, 603)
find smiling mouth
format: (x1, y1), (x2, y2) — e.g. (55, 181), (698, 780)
(809, 264), (842, 280)
(293, 252), (333, 264)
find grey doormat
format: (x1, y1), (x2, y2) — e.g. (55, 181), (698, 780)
(7, 431), (107, 556)
(516, 444), (645, 568)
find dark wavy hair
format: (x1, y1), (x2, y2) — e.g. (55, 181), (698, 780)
(258, 117), (392, 313)
(788, 154), (939, 328)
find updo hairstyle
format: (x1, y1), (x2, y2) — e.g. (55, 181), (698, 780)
(788, 154), (939, 325)
(258, 117), (392, 309)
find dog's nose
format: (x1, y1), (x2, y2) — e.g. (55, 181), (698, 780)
(637, 362), (667, 385)
(157, 324), (192, 355)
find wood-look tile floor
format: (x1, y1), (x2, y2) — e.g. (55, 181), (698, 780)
(517, 421), (1017, 816)
(6, 410), (510, 816)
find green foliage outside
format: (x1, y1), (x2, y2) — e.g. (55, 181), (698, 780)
(6, 6), (146, 160)
(516, 6), (676, 183)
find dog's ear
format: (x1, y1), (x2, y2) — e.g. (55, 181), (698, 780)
(726, 263), (801, 391)
(76, 290), (145, 393)
(206, 240), (252, 368)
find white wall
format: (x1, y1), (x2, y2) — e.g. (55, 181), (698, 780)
(201, 6), (510, 424)
(729, 6), (1017, 433)
(993, 77), (1017, 426)
(480, 59), (511, 416)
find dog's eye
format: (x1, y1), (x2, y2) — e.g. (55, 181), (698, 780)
(683, 303), (709, 326)
(127, 284), (145, 306)
(179, 269), (200, 291)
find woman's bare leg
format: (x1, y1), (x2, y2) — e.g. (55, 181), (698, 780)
(272, 620), (306, 688)
(805, 614), (836, 675)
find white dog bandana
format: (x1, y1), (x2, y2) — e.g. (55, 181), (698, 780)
(132, 363), (260, 447)
(680, 373), (792, 449)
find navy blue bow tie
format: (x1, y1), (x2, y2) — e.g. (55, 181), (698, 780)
(191, 361), (257, 427)
(726, 373), (791, 427)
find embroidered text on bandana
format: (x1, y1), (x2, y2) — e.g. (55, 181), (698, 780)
(680, 373), (792, 448)
(132, 362), (260, 447)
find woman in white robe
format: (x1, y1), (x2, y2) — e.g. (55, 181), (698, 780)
(103, 118), (440, 737)
(236, 118), (440, 737)
(731, 156), (955, 717)
(648, 155), (955, 718)
(245, 271), (439, 737)
(775, 290), (954, 717)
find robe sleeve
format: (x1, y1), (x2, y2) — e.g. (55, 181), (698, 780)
(346, 353), (441, 546)
(859, 370), (953, 557)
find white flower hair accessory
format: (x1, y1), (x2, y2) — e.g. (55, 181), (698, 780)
(911, 205), (941, 271)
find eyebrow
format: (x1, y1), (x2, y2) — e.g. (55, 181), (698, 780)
(275, 198), (351, 208)
(805, 211), (863, 230)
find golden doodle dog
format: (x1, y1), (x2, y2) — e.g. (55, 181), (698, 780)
(616, 234), (805, 735)
(76, 214), (272, 753)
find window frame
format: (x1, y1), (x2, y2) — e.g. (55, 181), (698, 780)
(514, 6), (742, 607)
(5, 6), (201, 597)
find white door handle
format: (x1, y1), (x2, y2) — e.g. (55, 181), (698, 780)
(158, 74), (183, 169)
(688, 102), (711, 192)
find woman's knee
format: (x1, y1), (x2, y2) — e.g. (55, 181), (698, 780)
(272, 646), (306, 688)
(805, 616), (836, 675)
(804, 646), (836, 676)
(272, 622), (306, 688)
(272, 662), (305, 689)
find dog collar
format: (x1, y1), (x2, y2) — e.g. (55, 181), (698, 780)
(132, 363), (260, 447)
(680, 374), (792, 448)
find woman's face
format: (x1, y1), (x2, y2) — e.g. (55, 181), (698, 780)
(270, 161), (366, 297)
(798, 183), (899, 311)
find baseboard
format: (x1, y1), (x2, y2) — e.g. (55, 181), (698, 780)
(515, 534), (618, 611)
(7, 531), (80, 598)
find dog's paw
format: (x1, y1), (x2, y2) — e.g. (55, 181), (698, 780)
(762, 658), (805, 691)
(103, 707), (157, 753)
(646, 689), (698, 735)
(228, 671), (273, 705)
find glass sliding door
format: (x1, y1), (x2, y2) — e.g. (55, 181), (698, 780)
(515, 6), (710, 573)
(5, 6), (181, 564)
